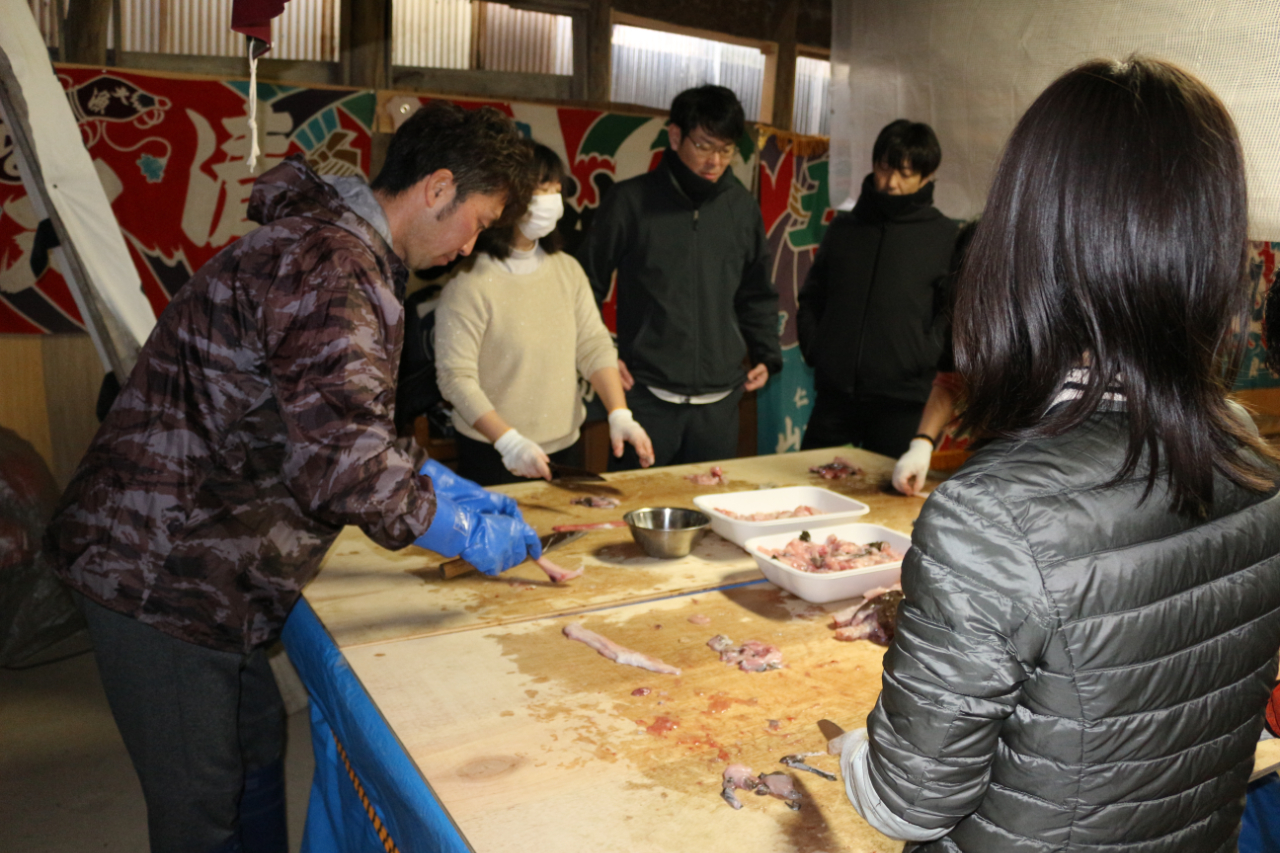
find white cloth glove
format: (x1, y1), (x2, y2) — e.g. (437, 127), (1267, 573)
(494, 428), (551, 480)
(892, 437), (934, 496)
(607, 408), (654, 467)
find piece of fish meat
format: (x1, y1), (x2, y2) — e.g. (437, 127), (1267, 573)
(571, 495), (621, 509)
(808, 456), (864, 480)
(686, 465), (728, 486)
(755, 771), (802, 810)
(721, 764), (760, 810)
(707, 634), (784, 672)
(536, 555), (582, 583)
(563, 623), (681, 675)
(713, 504), (825, 521)
(831, 589), (904, 646)
(760, 533), (904, 574)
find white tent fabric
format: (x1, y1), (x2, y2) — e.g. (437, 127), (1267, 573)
(830, 0), (1280, 240)
(2, 0), (155, 372)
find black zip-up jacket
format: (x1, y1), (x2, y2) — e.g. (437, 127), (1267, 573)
(797, 175), (957, 403)
(576, 151), (782, 396)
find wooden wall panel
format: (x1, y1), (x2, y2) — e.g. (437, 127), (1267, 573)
(41, 334), (105, 488)
(0, 335), (54, 472)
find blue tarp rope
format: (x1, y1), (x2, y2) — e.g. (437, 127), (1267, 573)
(281, 598), (472, 853)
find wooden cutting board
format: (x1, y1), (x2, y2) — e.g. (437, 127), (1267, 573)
(344, 583), (905, 853)
(306, 448), (934, 649)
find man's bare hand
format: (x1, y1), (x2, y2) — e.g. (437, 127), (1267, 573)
(744, 363), (769, 392)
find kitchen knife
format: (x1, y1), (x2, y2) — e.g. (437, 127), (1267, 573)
(548, 462), (607, 482)
(437, 529), (586, 579)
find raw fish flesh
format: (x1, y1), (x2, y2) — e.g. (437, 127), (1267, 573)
(707, 635), (784, 672)
(721, 764), (760, 809)
(563, 623), (681, 674)
(571, 496), (621, 509)
(536, 555), (582, 583)
(686, 465), (728, 485)
(761, 533), (903, 573)
(831, 587), (904, 645)
(713, 504), (825, 521)
(808, 457), (863, 480)
(755, 772), (802, 810)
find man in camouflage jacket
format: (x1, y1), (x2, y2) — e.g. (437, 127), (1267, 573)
(44, 103), (535, 853)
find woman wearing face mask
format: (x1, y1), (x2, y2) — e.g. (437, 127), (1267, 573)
(435, 142), (655, 485)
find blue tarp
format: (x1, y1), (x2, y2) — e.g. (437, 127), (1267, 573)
(1241, 772), (1280, 853)
(281, 599), (471, 853)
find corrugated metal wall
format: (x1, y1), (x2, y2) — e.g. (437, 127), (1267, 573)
(475, 2), (571, 75)
(119, 0), (340, 60)
(393, 0), (472, 70)
(792, 55), (829, 136)
(26, 0), (340, 61)
(611, 23), (765, 121)
(26, 0), (61, 48)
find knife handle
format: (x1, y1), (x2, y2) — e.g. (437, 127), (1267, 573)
(438, 557), (476, 579)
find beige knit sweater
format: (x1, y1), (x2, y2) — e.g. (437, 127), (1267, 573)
(434, 248), (618, 452)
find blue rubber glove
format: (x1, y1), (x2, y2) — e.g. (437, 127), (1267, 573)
(418, 459), (520, 518)
(414, 495), (542, 575)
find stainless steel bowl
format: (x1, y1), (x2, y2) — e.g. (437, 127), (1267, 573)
(624, 507), (711, 559)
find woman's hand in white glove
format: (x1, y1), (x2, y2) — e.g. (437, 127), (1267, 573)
(608, 408), (655, 468)
(892, 437), (934, 496)
(494, 428), (552, 480)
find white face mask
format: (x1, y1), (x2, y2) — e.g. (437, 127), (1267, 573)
(517, 192), (564, 242)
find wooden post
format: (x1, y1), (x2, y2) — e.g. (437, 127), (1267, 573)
(342, 0), (390, 90)
(770, 0), (799, 131)
(62, 0), (112, 66)
(585, 0), (612, 104)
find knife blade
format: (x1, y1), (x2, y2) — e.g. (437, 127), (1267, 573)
(437, 529), (586, 579)
(548, 462), (607, 482)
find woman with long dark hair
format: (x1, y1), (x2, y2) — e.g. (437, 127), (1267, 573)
(839, 57), (1280, 852)
(435, 142), (654, 485)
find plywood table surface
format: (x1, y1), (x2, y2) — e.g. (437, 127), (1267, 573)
(344, 582), (905, 853)
(306, 448), (935, 649)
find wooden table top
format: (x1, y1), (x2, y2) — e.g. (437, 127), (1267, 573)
(303, 447), (1280, 851)
(342, 582), (903, 853)
(306, 447), (932, 649)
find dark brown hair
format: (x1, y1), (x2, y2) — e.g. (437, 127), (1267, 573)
(954, 56), (1276, 514)
(474, 142), (566, 260)
(371, 102), (534, 220)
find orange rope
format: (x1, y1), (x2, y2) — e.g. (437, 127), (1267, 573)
(332, 731), (402, 853)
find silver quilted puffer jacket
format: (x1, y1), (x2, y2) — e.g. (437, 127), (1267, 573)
(867, 413), (1280, 852)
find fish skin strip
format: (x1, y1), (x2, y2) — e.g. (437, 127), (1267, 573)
(780, 754), (837, 781)
(536, 555), (582, 583)
(563, 622), (681, 674)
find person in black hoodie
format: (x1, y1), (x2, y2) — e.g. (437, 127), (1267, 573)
(797, 120), (958, 456)
(577, 85), (782, 468)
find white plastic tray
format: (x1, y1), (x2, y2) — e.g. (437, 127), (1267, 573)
(692, 486), (869, 548)
(742, 523), (912, 604)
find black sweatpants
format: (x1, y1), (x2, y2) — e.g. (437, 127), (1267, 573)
(612, 384), (744, 470)
(74, 591), (287, 853)
(800, 389), (924, 458)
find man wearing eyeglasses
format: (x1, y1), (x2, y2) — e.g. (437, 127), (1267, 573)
(578, 85), (781, 468)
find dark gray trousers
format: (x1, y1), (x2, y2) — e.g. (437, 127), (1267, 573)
(74, 591), (286, 853)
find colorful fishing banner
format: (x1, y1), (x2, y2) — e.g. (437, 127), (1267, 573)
(0, 66), (375, 334)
